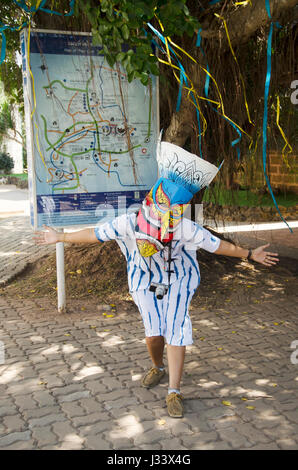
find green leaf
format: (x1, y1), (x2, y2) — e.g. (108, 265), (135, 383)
(121, 24), (130, 40)
(116, 52), (126, 62)
(100, 0), (109, 12)
(149, 63), (159, 76)
(106, 54), (116, 68)
(92, 33), (102, 46)
(140, 73), (149, 86)
(126, 62), (134, 74)
(121, 11), (129, 22)
(183, 5), (190, 16)
(127, 71), (135, 82)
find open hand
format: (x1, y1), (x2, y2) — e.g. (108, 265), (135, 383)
(251, 244), (279, 266)
(33, 225), (59, 245)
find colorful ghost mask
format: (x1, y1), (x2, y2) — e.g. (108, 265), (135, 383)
(136, 140), (219, 257)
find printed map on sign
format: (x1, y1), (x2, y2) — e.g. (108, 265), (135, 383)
(21, 30), (159, 228)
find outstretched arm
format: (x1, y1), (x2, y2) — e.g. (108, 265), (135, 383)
(33, 225), (98, 245)
(215, 240), (279, 266)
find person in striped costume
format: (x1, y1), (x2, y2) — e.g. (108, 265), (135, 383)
(34, 140), (279, 418)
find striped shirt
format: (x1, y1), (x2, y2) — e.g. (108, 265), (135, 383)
(94, 212), (221, 293)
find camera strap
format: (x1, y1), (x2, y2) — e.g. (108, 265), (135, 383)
(165, 241), (177, 289)
(147, 241), (175, 290)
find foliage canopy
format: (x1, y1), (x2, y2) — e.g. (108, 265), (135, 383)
(77, 0), (199, 85)
(0, 0), (296, 182)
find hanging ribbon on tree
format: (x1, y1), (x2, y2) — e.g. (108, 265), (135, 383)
(196, 26), (252, 161)
(0, 1), (75, 65)
(147, 18), (252, 164)
(274, 95), (293, 168)
(262, 0), (292, 232)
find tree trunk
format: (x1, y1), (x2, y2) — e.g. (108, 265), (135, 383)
(164, 89), (196, 146)
(164, 0), (296, 150)
(201, 0), (297, 49)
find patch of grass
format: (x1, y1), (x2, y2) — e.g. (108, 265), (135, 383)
(203, 186), (297, 208)
(3, 173), (28, 181)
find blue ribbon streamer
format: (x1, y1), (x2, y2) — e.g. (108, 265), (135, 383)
(40, 0), (75, 16)
(148, 23), (204, 158)
(65, 0), (76, 17)
(147, 22), (205, 157)
(262, 6), (292, 231)
(0, 1), (75, 65)
(13, 1), (31, 13)
(196, 28), (202, 48)
(0, 31), (7, 65)
(13, 0), (74, 15)
(265, 0), (272, 19)
(196, 28), (242, 160)
(147, 25), (187, 111)
(0, 21), (28, 65)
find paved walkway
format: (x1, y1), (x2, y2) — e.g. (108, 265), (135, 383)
(0, 185), (55, 285)
(0, 187), (297, 450)
(222, 225), (298, 260)
(0, 294), (297, 450)
(0, 185), (29, 218)
(0, 216), (55, 286)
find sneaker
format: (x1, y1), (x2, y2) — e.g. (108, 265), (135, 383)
(166, 392), (184, 418)
(141, 367), (165, 388)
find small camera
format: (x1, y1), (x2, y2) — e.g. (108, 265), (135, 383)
(149, 282), (168, 300)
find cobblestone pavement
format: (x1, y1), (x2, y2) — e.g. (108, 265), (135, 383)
(0, 293), (297, 450)
(0, 216), (55, 286)
(227, 227), (298, 261)
(0, 211), (298, 450)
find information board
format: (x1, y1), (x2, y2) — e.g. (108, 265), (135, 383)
(21, 29), (159, 229)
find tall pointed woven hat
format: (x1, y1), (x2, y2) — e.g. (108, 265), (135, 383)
(157, 139), (219, 195)
(135, 138), (219, 257)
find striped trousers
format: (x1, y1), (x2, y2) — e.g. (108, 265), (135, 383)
(131, 276), (198, 346)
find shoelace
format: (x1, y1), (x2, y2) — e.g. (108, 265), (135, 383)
(145, 367), (160, 377)
(167, 393), (183, 401)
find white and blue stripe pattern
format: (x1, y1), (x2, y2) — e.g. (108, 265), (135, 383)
(131, 273), (196, 346)
(94, 212), (221, 346)
(94, 213), (220, 294)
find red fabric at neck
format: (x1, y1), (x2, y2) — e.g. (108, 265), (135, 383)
(136, 209), (173, 243)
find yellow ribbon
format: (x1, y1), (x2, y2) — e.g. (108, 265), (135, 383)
(234, 1), (252, 6)
(275, 95), (292, 168)
(251, 131), (260, 162)
(154, 15), (252, 146)
(215, 13), (253, 126)
(155, 17), (207, 137)
(157, 57), (209, 137)
(27, 22), (48, 173)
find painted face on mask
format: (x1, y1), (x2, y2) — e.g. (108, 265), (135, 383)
(135, 178), (192, 257)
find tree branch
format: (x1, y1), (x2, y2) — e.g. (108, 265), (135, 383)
(200, 0), (297, 48)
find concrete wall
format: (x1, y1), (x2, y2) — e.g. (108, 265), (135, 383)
(2, 107), (23, 174)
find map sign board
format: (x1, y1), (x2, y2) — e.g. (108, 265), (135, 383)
(21, 29), (159, 229)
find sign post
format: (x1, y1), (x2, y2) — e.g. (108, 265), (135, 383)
(56, 229), (66, 313)
(21, 29), (159, 312)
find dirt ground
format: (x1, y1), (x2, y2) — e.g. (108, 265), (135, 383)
(2, 234), (297, 319)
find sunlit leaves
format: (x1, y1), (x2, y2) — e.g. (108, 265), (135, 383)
(77, 0), (199, 85)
